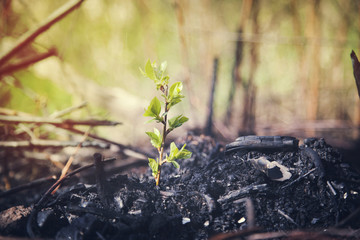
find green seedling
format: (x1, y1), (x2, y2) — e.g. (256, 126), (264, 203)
(141, 59), (192, 186)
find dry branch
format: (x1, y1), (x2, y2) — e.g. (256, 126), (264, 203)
(0, 115), (121, 126)
(0, 48), (57, 75)
(0, 140), (109, 148)
(0, 176), (57, 198)
(61, 126), (154, 159)
(0, 108), (33, 116)
(51, 127), (90, 194)
(0, 0), (84, 67)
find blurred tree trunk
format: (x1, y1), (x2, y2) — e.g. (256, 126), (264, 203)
(330, 0), (349, 120)
(241, 0), (259, 134)
(354, 1), (360, 139)
(174, 0), (193, 106)
(225, 0), (252, 126)
(305, 0), (321, 122)
(291, 0), (307, 120)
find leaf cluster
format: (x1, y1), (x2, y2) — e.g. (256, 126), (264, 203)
(166, 142), (192, 168)
(141, 59), (192, 185)
(140, 59), (169, 91)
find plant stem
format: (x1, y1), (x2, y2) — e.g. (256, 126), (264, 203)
(155, 87), (169, 186)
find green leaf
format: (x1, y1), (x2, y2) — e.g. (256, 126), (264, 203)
(169, 82), (183, 97)
(176, 144), (192, 159)
(168, 115), (189, 130)
(168, 82), (184, 109)
(171, 160), (180, 169)
(145, 59), (158, 81)
(160, 61), (167, 73)
(146, 128), (162, 149)
(144, 97), (161, 119)
(168, 142), (178, 162)
(148, 158), (158, 177)
(168, 142), (192, 162)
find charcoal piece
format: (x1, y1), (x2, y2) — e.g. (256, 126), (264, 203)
(301, 147), (325, 178)
(225, 135), (299, 154)
(37, 208), (68, 237)
(56, 213), (103, 240)
(0, 205), (32, 236)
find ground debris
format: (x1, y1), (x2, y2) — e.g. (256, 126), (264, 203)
(0, 135), (359, 239)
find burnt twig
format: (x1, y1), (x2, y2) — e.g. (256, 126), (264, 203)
(301, 147), (325, 178)
(226, 135), (299, 154)
(205, 58), (218, 136)
(0, 175), (56, 198)
(281, 168), (316, 189)
(94, 153), (109, 207)
(350, 50), (360, 98)
(37, 157), (116, 208)
(26, 157), (116, 237)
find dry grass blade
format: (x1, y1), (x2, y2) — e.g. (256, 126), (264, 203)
(51, 127), (90, 195)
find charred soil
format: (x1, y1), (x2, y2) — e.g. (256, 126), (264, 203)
(1, 134), (360, 239)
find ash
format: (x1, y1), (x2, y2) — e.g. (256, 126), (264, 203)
(1, 134), (359, 239)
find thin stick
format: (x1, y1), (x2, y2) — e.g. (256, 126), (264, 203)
(51, 127), (90, 194)
(0, 0), (84, 66)
(281, 168), (316, 189)
(277, 209), (298, 226)
(62, 126), (153, 159)
(0, 175), (56, 198)
(36, 157), (116, 208)
(27, 157), (116, 237)
(50, 101), (87, 118)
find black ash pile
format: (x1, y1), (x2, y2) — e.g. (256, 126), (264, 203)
(1, 134), (360, 239)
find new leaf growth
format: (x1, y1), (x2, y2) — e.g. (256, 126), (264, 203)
(141, 59), (192, 186)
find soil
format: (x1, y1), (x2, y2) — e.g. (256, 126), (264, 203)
(1, 134), (360, 239)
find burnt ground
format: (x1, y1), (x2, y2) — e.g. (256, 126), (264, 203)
(1, 134), (360, 239)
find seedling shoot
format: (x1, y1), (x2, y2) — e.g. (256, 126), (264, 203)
(141, 59), (192, 186)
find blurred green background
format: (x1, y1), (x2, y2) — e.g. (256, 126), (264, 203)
(1, 0), (359, 147)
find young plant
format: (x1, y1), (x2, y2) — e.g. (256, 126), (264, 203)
(141, 59), (192, 186)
